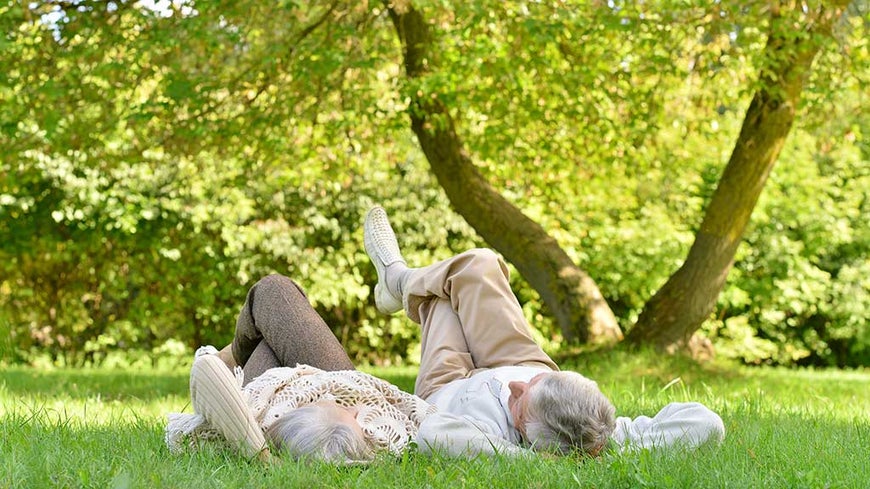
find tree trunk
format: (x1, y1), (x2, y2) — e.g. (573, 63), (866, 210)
(384, 2), (622, 344)
(627, 1), (850, 350)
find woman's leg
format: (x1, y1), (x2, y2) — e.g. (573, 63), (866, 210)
(231, 274), (354, 374)
(240, 341), (282, 385)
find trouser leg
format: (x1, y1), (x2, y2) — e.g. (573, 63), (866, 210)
(406, 249), (558, 397)
(231, 274), (354, 374)
(414, 298), (475, 399)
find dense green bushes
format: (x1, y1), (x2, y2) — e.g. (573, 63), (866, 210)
(2, 123), (865, 367)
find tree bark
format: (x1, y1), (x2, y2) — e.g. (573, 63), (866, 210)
(627, 1), (850, 350)
(383, 1), (622, 344)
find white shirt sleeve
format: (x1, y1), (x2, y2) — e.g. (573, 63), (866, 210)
(416, 412), (533, 458)
(611, 402), (725, 451)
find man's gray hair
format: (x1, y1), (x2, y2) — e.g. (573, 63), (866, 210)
(524, 371), (615, 455)
(265, 405), (373, 463)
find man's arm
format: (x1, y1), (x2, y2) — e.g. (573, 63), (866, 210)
(611, 402), (725, 451)
(416, 412), (533, 457)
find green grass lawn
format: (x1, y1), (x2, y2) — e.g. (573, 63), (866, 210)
(2, 349), (868, 488)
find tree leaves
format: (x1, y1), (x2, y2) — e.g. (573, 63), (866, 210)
(0, 0), (866, 366)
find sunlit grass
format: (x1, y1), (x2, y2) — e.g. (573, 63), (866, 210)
(2, 350), (868, 488)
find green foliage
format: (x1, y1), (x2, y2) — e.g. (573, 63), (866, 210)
(1, 1), (867, 366)
(707, 122), (870, 367)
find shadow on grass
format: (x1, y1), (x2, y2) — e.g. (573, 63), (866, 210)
(4, 347), (866, 408)
(0, 366), (189, 400)
(0, 364), (421, 401)
(554, 344), (745, 383)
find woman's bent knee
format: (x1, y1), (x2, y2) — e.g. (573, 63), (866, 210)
(255, 274), (305, 296)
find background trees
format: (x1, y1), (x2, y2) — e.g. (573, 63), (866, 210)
(383, 0), (622, 345)
(627, 0), (854, 351)
(1, 1), (866, 367)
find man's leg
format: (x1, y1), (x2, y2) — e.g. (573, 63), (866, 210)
(414, 297), (476, 399)
(404, 249), (559, 372)
(364, 207), (556, 380)
(231, 274), (354, 374)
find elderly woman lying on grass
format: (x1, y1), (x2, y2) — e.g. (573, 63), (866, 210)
(165, 273), (438, 463)
(166, 208), (725, 463)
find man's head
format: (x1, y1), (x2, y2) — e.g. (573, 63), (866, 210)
(266, 400), (373, 463)
(509, 371), (615, 456)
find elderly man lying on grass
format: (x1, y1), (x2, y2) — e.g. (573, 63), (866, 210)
(165, 207), (724, 462)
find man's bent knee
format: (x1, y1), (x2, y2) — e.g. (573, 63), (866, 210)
(462, 248), (509, 279)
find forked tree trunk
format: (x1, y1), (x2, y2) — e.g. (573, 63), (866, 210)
(627, 1), (850, 351)
(384, 1), (622, 344)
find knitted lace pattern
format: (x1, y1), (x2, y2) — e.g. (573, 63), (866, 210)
(166, 364), (436, 457)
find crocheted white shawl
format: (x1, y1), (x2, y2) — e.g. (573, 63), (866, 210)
(166, 364), (436, 457)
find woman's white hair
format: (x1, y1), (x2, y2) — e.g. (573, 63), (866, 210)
(524, 371), (615, 455)
(265, 405), (373, 463)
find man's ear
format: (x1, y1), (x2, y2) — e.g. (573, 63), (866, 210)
(508, 380), (529, 399)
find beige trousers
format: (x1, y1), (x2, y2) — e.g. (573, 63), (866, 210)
(404, 248), (559, 399)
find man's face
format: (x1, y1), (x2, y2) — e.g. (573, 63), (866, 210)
(507, 373), (547, 438)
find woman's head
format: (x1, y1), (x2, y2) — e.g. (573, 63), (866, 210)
(265, 400), (373, 463)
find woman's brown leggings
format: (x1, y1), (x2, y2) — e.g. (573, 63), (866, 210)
(231, 274), (355, 384)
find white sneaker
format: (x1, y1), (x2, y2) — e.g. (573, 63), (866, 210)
(190, 354), (270, 461)
(364, 206), (405, 315)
